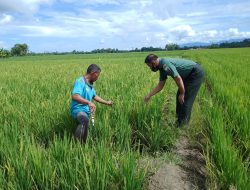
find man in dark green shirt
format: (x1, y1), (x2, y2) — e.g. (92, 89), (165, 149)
(144, 54), (204, 127)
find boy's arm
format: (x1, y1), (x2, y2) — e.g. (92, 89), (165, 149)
(93, 95), (113, 106)
(72, 94), (96, 113)
(72, 94), (91, 105)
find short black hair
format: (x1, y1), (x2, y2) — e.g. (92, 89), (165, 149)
(145, 54), (158, 64)
(87, 64), (101, 74)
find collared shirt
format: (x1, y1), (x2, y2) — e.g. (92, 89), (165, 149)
(70, 76), (96, 118)
(159, 58), (197, 81)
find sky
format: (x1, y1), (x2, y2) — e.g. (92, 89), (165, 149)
(0, 0), (250, 52)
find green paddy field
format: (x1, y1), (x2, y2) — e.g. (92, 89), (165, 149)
(0, 48), (249, 189)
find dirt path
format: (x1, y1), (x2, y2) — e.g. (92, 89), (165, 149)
(148, 135), (206, 190)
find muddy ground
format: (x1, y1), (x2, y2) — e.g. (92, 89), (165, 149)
(147, 135), (207, 190)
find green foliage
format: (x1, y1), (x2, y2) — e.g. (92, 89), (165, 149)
(0, 52), (176, 189)
(11, 43), (28, 56)
(0, 48), (249, 189)
(0, 48), (10, 58)
(140, 47), (164, 52)
(185, 48), (250, 189)
(165, 43), (180, 51)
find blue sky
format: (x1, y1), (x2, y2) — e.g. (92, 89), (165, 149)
(0, 0), (250, 52)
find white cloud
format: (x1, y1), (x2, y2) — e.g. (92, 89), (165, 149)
(224, 28), (250, 39)
(0, 14), (12, 24)
(82, 0), (122, 5)
(60, 0), (123, 5)
(187, 12), (208, 17)
(59, 0), (76, 3)
(170, 25), (196, 40)
(18, 13), (121, 38)
(0, 0), (53, 14)
(56, 14), (121, 37)
(228, 28), (239, 36)
(20, 25), (72, 37)
(187, 28), (250, 43)
(202, 30), (218, 38)
(1, 0), (250, 52)
(223, 1), (250, 15)
(148, 0), (186, 19)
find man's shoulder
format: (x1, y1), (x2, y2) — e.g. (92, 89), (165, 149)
(76, 76), (84, 82)
(75, 76), (86, 85)
(163, 57), (191, 65)
(160, 58), (172, 66)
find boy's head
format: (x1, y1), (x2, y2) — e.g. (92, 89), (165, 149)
(86, 64), (101, 83)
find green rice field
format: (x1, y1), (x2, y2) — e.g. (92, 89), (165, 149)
(0, 48), (249, 189)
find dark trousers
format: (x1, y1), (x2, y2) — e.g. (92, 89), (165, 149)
(176, 64), (205, 126)
(74, 112), (89, 143)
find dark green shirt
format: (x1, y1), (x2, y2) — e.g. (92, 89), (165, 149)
(159, 58), (197, 81)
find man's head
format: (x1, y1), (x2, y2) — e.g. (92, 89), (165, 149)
(86, 64), (101, 83)
(145, 54), (159, 72)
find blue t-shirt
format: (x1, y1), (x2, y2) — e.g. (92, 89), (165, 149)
(70, 76), (96, 118)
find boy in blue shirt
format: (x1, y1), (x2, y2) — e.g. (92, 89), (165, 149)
(70, 64), (113, 143)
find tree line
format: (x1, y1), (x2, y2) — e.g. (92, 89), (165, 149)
(0, 43), (28, 58)
(1, 39), (250, 58)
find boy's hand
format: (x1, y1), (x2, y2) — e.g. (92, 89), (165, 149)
(106, 100), (113, 106)
(88, 102), (96, 113)
(144, 95), (151, 103)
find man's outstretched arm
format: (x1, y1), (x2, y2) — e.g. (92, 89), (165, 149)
(93, 95), (113, 106)
(144, 80), (166, 103)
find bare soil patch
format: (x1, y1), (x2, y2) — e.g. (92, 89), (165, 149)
(147, 135), (206, 190)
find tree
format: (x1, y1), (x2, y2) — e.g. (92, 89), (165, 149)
(140, 46), (163, 52)
(165, 43), (180, 51)
(209, 44), (219, 49)
(11, 43), (29, 56)
(0, 48), (11, 58)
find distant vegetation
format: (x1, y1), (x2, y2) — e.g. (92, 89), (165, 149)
(0, 43), (28, 58)
(0, 48), (10, 58)
(11, 43), (28, 56)
(30, 38), (250, 55)
(1, 39), (250, 58)
(195, 38), (250, 49)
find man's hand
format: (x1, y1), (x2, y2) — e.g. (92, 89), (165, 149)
(174, 76), (185, 104)
(106, 100), (113, 106)
(88, 102), (96, 113)
(178, 93), (185, 104)
(144, 95), (151, 103)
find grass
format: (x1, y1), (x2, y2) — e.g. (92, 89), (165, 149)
(0, 48), (249, 189)
(0, 52), (176, 189)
